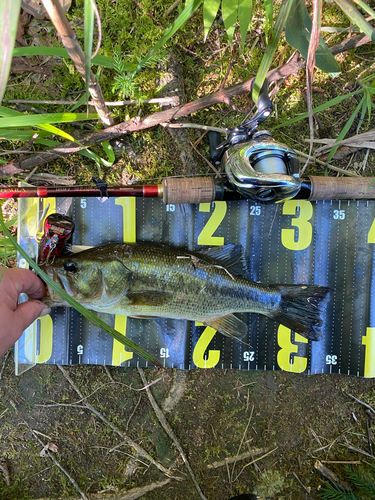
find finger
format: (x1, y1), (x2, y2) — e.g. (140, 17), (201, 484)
(7, 268), (47, 299)
(13, 300), (51, 332)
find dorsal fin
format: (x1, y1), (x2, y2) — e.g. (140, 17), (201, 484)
(198, 244), (249, 276)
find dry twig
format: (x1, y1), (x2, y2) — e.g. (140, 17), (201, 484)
(347, 393), (375, 414)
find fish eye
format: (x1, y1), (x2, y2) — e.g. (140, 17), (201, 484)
(64, 262), (78, 273)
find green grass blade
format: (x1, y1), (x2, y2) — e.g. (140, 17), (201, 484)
(84, 0), (95, 99)
(135, 0), (202, 74)
(334, 0), (375, 42)
(0, 130), (52, 140)
(36, 123), (79, 142)
(0, 112), (98, 128)
(222, 0), (238, 47)
(238, 0), (253, 51)
(0, 215), (163, 368)
(0, 105), (80, 142)
(264, 0), (273, 42)
(5, 215), (17, 228)
(0, 0), (22, 103)
(203, 0), (221, 41)
(272, 89), (363, 129)
(12, 47), (134, 71)
(34, 138), (61, 147)
(327, 97), (364, 162)
(351, 0), (375, 19)
(69, 90), (90, 112)
(252, 0), (294, 102)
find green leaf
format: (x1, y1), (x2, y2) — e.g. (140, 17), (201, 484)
(0, 215), (163, 368)
(238, 0), (253, 51)
(0, 0), (22, 103)
(285, 0), (341, 75)
(84, 0), (94, 99)
(203, 0), (221, 41)
(252, 0), (294, 102)
(0, 112), (98, 128)
(102, 141), (115, 164)
(135, 0), (202, 74)
(222, 0), (238, 47)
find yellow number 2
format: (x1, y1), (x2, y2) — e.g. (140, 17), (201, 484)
(197, 201), (227, 246)
(192, 323), (220, 368)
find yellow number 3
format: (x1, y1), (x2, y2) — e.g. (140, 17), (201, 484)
(281, 200), (313, 250)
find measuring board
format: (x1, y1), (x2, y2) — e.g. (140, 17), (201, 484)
(15, 196), (375, 377)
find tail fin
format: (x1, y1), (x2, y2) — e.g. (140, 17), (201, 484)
(267, 285), (330, 341)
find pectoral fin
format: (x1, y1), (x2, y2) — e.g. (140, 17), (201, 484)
(127, 290), (171, 306)
(205, 314), (247, 339)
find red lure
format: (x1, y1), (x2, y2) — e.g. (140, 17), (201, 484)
(38, 213), (75, 264)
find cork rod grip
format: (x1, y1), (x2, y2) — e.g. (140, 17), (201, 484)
(309, 176), (375, 201)
(162, 177), (216, 205)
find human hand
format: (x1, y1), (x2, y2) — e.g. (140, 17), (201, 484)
(0, 267), (50, 357)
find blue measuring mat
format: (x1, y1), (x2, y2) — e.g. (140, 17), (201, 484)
(15, 196), (375, 377)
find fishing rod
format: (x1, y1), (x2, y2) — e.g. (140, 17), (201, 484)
(2, 80), (374, 205)
(2, 175), (375, 204)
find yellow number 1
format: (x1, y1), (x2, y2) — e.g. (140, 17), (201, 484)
(111, 198), (136, 366)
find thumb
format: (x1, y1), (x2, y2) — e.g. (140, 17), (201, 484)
(14, 300), (51, 332)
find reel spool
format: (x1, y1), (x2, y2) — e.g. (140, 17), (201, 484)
(223, 131), (301, 203)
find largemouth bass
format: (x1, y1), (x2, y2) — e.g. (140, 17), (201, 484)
(44, 243), (330, 341)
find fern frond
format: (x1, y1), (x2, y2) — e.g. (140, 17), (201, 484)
(346, 467), (375, 497)
(319, 482), (357, 500)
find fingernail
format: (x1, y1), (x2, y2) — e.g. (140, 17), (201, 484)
(39, 307), (51, 317)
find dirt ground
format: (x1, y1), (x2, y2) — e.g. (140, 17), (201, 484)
(1, 356), (375, 500)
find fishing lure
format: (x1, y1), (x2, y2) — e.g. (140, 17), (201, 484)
(38, 213), (75, 264)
